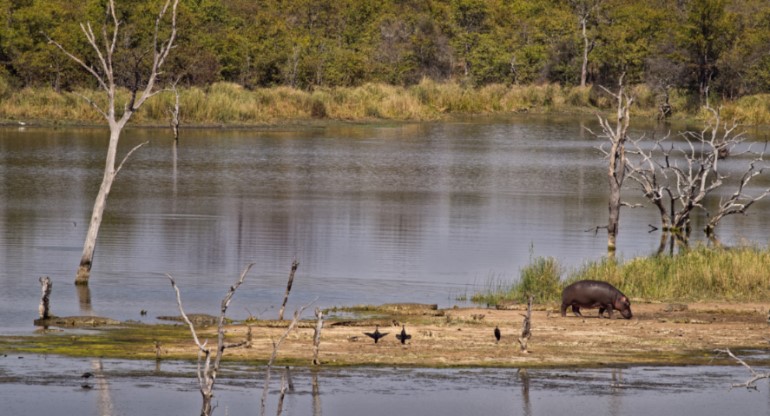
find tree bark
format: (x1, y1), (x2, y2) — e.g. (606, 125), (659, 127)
(38, 276), (52, 319)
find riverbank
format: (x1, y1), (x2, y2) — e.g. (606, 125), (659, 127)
(3, 302), (768, 369)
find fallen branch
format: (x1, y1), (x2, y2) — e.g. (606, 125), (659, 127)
(715, 348), (770, 390)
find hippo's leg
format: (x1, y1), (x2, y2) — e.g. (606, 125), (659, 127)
(560, 303), (568, 317)
(571, 305), (582, 317)
(598, 307), (606, 318)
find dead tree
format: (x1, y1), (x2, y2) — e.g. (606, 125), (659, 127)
(715, 348), (770, 390)
(47, 0), (180, 285)
(312, 307), (324, 365)
(569, 0), (602, 87)
(167, 263), (254, 416)
(594, 74), (633, 254)
(38, 276), (53, 320)
(169, 80), (181, 141)
(517, 296), (533, 353)
(261, 302), (312, 416)
(278, 260), (299, 321)
(626, 107), (768, 240)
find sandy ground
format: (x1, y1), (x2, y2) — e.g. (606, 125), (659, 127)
(158, 302), (770, 368)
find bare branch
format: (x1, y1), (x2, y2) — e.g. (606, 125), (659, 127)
(167, 262), (254, 416)
(114, 141), (149, 176)
(261, 299), (316, 416)
(715, 349), (770, 390)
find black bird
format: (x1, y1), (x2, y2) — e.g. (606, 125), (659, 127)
(494, 326), (501, 343)
(364, 325), (389, 344)
(81, 372), (94, 379)
(395, 325), (412, 344)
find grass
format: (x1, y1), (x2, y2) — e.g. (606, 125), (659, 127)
(3, 80), (768, 126)
(472, 245), (770, 305)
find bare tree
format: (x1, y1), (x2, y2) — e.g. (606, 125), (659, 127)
(312, 307), (324, 365)
(38, 276), (53, 320)
(569, 0), (602, 87)
(47, 0), (180, 285)
(593, 74), (633, 254)
(626, 107), (769, 240)
(167, 263), (254, 416)
(261, 302), (312, 416)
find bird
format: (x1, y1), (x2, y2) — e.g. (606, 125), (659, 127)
(494, 326), (501, 343)
(81, 372), (94, 379)
(395, 325), (412, 344)
(140, 309), (147, 316)
(364, 325), (388, 344)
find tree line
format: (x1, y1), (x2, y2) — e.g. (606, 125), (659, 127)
(1, 0), (768, 107)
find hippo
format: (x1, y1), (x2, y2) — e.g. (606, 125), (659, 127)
(560, 280), (632, 319)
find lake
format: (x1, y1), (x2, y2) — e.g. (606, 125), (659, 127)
(1, 117), (768, 333)
(2, 354), (769, 416)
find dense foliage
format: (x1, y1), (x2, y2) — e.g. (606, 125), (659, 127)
(0, 0), (768, 106)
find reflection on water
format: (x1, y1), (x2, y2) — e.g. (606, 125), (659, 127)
(1, 354), (769, 416)
(1, 119), (769, 333)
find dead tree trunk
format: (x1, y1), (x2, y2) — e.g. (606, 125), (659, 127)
(596, 74), (633, 254)
(169, 82), (181, 141)
(312, 307), (324, 365)
(517, 296), (533, 353)
(261, 303), (311, 416)
(47, 0), (179, 285)
(167, 263), (254, 416)
(38, 276), (52, 319)
(278, 260), (299, 321)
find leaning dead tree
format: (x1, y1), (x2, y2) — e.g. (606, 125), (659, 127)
(593, 74), (634, 254)
(278, 260), (299, 320)
(47, 0), (180, 285)
(626, 107), (769, 240)
(167, 263), (254, 416)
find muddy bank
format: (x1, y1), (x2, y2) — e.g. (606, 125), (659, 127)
(4, 302), (769, 368)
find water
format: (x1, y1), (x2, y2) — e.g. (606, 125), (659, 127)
(2, 354), (769, 416)
(1, 118), (769, 334)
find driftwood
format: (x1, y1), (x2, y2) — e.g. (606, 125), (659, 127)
(715, 348), (770, 390)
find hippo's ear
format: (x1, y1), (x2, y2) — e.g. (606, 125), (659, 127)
(620, 296), (628, 303)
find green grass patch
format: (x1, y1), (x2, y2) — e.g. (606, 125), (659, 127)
(473, 245), (770, 305)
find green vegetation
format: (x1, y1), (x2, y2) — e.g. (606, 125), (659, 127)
(0, 0), (769, 124)
(473, 245), (770, 305)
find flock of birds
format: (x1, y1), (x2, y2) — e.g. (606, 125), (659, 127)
(363, 324), (504, 345)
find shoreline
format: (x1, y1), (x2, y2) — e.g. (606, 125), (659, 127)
(4, 302), (769, 369)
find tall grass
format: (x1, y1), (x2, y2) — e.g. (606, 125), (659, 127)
(471, 256), (563, 305)
(572, 245), (770, 302)
(472, 245), (770, 305)
(1, 81), (769, 125)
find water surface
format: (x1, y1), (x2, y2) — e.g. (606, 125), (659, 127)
(1, 118), (768, 333)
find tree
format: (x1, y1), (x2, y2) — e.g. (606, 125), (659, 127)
(626, 107), (769, 240)
(568, 0), (602, 87)
(594, 74), (633, 254)
(47, 0), (179, 285)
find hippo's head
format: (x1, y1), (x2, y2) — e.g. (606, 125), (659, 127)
(616, 296), (632, 319)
